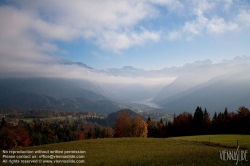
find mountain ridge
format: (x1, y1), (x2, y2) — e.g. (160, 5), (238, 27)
(155, 64), (250, 113)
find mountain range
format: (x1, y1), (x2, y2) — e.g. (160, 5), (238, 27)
(155, 64), (250, 113)
(0, 78), (121, 114)
(0, 56), (249, 115)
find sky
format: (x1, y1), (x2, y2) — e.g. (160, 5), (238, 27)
(0, 0), (250, 79)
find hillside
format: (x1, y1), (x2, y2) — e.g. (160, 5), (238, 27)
(152, 63), (228, 103)
(0, 78), (106, 101)
(106, 109), (144, 126)
(153, 59), (250, 114)
(0, 78), (122, 114)
(158, 66), (250, 113)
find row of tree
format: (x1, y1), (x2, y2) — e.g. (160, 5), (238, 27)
(0, 108), (99, 119)
(0, 117), (30, 150)
(1, 106), (249, 149)
(0, 117), (113, 150)
(147, 106), (250, 138)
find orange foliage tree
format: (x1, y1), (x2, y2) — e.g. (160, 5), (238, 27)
(114, 111), (147, 137)
(130, 116), (148, 138)
(114, 111), (131, 137)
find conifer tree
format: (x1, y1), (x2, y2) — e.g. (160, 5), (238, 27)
(1, 116), (6, 127)
(147, 116), (151, 123)
(192, 106), (204, 135)
(224, 107), (228, 117)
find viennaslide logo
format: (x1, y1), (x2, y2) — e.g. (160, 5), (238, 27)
(219, 146), (248, 165)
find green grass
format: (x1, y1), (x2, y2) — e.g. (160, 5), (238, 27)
(18, 118), (33, 123)
(172, 134), (250, 149)
(1, 136), (250, 166)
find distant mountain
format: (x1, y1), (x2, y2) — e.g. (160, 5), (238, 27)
(181, 59), (212, 69)
(101, 59), (214, 78)
(1, 56), (250, 114)
(0, 78), (105, 101)
(0, 92), (120, 114)
(153, 58), (250, 114)
(0, 78), (123, 114)
(152, 62), (229, 103)
(101, 66), (145, 77)
(58, 58), (94, 70)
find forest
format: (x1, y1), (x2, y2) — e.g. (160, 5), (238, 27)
(0, 106), (250, 150)
(148, 106), (250, 138)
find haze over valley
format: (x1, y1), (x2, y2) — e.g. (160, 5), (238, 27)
(0, 56), (249, 115)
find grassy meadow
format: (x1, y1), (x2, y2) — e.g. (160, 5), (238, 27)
(172, 134), (250, 149)
(1, 135), (250, 166)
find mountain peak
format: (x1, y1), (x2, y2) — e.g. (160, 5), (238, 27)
(233, 55), (250, 60)
(182, 59), (212, 69)
(123, 66), (135, 69)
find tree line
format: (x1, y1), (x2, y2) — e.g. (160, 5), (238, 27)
(0, 108), (99, 119)
(147, 106), (250, 138)
(0, 118), (113, 150)
(1, 106), (249, 149)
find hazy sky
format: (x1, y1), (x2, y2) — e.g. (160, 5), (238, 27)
(1, 0), (250, 72)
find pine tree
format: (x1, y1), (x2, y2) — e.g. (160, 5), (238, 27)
(224, 107), (228, 117)
(192, 106), (204, 135)
(147, 116), (151, 123)
(160, 118), (163, 124)
(1, 116), (6, 127)
(87, 128), (93, 139)
(212, 112), (217, 121)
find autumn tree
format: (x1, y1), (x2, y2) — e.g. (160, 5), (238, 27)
(157, 118), (165, 137)
(15, 127), (31, 147)
(173, 112), (192, 136)
(0, 127), (17, 149)
(130, 116), (148, 138)
(103, 127), (113, 138)
(114, 111), (131, 137)
(114, 111), (147, 137)
(202, 108), (211, 134)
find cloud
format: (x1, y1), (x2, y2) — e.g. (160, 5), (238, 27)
(206, 17), (238, 33)
(150, 0), (184, 12)
(191, 0), (215, 16)
(0, 57), (174, 87)
(221, 0), (233, 11)
(0, 3), (165, 86)
(0, 0), (249, 86)
(168, 15), (238, 40)
(166, 0), (240, 40)
(8, 0), (160, 52)
(0, 5), (63, 65)
(167, 31), (181, 40)
(97, 29), (160, 52)
(0, 1), (165, 86)
(236, 10), (250, 27)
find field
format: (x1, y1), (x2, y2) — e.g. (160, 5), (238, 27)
(172, 135), (250, 149)
(1, 135), (250, 166)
